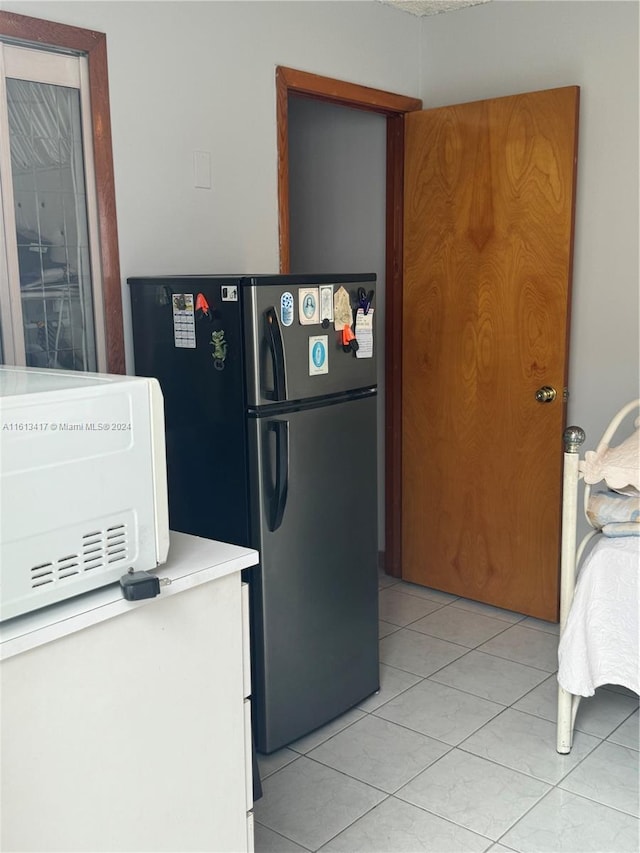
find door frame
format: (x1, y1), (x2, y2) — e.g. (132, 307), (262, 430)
(0, 10), (125, 374)
(276, 66), (421, 577)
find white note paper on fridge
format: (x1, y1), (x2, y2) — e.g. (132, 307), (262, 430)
(354, 308), (373, 359)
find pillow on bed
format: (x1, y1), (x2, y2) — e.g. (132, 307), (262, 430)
(602, 522), (640, 537)
(582, 425), (640, 492)
(587, 488), (640, 531)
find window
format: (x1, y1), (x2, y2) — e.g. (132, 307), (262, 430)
(0, 12), (124, 373)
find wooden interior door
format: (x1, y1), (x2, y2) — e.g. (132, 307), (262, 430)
(402, 86), (579, 621)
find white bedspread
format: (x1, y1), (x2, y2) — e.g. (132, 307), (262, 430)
(557, 536), (639, 697)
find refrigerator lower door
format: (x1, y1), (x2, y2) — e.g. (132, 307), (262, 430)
(248, 393), (379, 754)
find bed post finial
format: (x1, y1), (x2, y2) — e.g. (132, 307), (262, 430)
(563, 426), (586, 453)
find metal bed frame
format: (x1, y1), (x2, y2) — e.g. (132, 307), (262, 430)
(556, 398), (640, 753)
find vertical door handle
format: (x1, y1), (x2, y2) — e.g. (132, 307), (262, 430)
(265, 307), (287, 402)
(267, 420), (289, 532)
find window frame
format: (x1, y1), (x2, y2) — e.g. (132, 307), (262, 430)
(0, 10), (124, 374)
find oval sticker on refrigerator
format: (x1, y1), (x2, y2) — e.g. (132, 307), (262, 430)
(280, 291), (293, 326)
(309, 335), (328, 376)
(280, 291), (294, 327)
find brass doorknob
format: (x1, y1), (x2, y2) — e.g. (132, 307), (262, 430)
(535, 386), (557, 403)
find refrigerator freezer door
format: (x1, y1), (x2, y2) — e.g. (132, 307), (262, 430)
(243, 279), (377, 407)
(248, 394), (379, 753)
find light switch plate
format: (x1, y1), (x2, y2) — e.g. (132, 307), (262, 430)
(193, 150), (211, 189)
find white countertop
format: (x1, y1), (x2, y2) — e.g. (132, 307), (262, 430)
(0, 531), (258, 660)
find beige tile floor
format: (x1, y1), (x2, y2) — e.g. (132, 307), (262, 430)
(253, 573), (639, 853)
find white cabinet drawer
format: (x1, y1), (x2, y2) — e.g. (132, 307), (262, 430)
(241, 581), (251, 699)
(244, 698), (253, 811)
(247, 810), (255, 853)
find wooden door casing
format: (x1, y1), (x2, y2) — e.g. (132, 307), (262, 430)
(401, 87), (579, 620)
(275, 67), (422, 576)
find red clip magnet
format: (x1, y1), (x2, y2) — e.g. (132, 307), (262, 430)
(195, 292), (210, 316)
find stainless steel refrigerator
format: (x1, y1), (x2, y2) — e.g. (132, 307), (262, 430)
(129, 274), (379, 753)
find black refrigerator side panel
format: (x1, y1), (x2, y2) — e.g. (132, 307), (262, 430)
(129, 278), (250, 547)
(248, 395), (379, 753)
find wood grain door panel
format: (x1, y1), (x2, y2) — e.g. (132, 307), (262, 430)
(402, 87), (579, 620)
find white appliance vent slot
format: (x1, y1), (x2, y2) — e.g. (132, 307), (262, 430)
(29, 524), (130, 588)
(106, 524), (127, 563)
(30, 562), (54, 587)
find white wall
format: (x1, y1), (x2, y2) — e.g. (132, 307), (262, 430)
(1, 0), (420, 370)
(418, 0), (639, 450)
